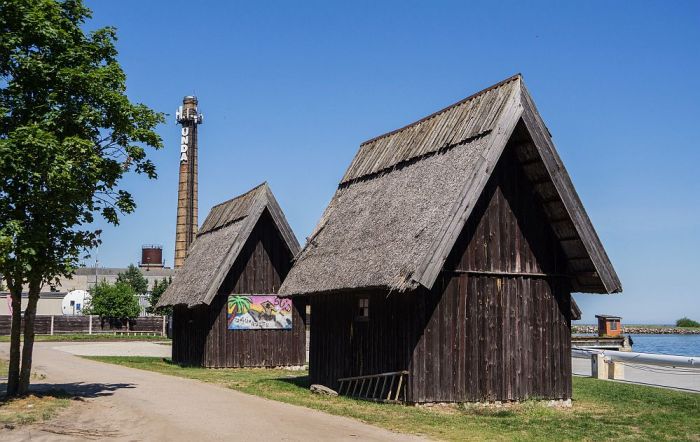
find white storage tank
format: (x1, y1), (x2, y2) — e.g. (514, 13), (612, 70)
(62, 290), (90, 316)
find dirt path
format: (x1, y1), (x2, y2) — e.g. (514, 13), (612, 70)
(0, 342), (424, 441)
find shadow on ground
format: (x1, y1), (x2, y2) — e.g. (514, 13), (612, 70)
(274, 375), (311, 389)
(0, 381), (135, 400)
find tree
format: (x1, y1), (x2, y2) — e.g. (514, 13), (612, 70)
(85, 281), (140, 324)
(676, 317), (700, 328)
(0, 0), (164, 396)
(147, 276), (172, 315)
(117, 264), (148, 296)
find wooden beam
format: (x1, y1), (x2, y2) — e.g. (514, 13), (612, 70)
(528, 177), (551, 186)
(539, 195), (561, 204)
(447, 270), (571, 278)
(518, 157), (542, 167)
(519, 84), (621, 293)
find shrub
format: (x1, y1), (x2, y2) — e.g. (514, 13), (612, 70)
(85, 281), (141, 323)
(675, 317), (700, 328)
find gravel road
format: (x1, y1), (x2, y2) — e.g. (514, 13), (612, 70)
(0, 342), (424, 441)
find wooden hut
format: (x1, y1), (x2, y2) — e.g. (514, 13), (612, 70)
(279, 75), (621, 403)
(157, 183), (306, 367)
(596, 315), (623, 337)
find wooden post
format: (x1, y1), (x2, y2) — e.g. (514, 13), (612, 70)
(88, 315), (93, 335)
(50, 315), (54, 336)
(162, 315), (166, 337)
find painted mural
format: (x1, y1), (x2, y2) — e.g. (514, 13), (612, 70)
(227, 295), (293, 330)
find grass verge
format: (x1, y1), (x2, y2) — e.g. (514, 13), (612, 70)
(85, 356), (700, 441)
(0, 359), (71, 427)
(0, 334), (169, 343)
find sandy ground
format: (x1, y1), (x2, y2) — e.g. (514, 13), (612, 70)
(50, 341), (172, 358)
(0, 342), (425, 441)
(572, 357), (700, 393)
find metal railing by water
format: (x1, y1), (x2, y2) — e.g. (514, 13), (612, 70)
(573, 347), (698, 368)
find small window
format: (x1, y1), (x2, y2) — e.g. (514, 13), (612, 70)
(610, 321), (618, 331)
(357, 297), (369, 321)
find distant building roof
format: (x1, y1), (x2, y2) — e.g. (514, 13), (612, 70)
(595, 315), (622, 320)
(0, 291), (67, 299)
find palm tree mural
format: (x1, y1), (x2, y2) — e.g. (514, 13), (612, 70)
(228, 295), (252, 327)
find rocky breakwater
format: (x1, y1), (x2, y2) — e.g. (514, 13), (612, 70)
(572, 325), (700, 335)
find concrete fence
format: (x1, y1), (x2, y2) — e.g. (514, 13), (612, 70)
(0, 315), (167, 336)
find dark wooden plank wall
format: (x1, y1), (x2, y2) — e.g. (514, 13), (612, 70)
(417, 142), (572, 402)
(449, 275), (571, 402)
(172, 305), (208, 365)
(172, 210), (305, 367)
(309, 290), (425, 391)
(309, 142), (572, 402)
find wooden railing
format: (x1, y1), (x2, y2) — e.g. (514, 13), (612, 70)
(337, 370), (409, 403)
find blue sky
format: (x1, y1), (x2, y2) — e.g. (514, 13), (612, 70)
(85, 1), (699, 324)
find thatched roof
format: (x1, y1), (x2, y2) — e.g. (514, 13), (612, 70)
(280, 74), (621, 296)
(157, 183), (300, 308)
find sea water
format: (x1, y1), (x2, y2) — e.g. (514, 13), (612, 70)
(628, 334), (700, 357)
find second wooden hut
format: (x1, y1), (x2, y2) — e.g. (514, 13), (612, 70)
(158, 183), (305, 367)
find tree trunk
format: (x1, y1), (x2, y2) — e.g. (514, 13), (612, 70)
(18, 278), (41, 395)
(6, 278), (23, 397)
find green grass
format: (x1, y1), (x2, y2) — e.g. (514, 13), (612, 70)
(85, 356), (700, 441)
(0, 358), (71, 427)
(0, 333), (169, 343)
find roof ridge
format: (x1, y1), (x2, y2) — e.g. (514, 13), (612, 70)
(209, 181), (268, 210)
(360, 74), (521, 147)
(196, 215), (247, 236)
